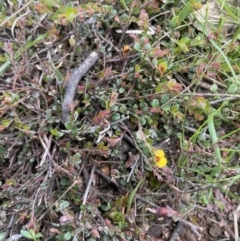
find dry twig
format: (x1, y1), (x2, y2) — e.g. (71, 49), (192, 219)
(233, 205), (240, 241)
(78, 163), (96, 220)
(62, 52), (99, 124)
(178, 218), (203, 240)
(168, 222), (183, 241)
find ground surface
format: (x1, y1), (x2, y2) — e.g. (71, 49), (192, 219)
(0, 1), (240, 241)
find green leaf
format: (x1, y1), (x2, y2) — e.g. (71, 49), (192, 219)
(210, 84), (218, 93)
(197, 97), (210, 112)
(120, 0), (129, 10)
(111, 113), (121, 121)
(51, 128), (64, 137)
(43, 0), (60, 7)
(53, 68), (64, 82)
(56, 7), (79, 24)
(152, 58), (158, 67)
(190, 35), (201, 46)
(119, 105), (127, 112)
(1, 119), (13, 130)
(208, 114), (222, 166)
(59, 200), (70, 210)
(20, 230), (34, 239)
(100, 202), (111, 212)
(135, 64), (141, 72)
(65, 121), (72, 130)
(172, 16), (180, 26)
(97, 142), (109, 151)
(143, 106), (148, 113)
(155, 83), (163, 92)
(172, 0), (198, 26)
(151, 99), (160, 108)
(176, 37), (190, 53)
(35, 233), (43, 239)
(127, 180), (143, 212)
(119, 87), (125, 93)
(64, 231), (72, 240)
(140, 116), (146, 125)
(146, 138), (153, 145)
(144, 43), (151, 50)
(162, 104), (171, 112)
(22, 124), (31, 130)
(227, 83), (238, 94)
(161, 94), (170, 104)
(134, 43), (141, 51)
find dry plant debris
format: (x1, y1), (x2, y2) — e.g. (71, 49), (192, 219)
(0, 0), (240, 241)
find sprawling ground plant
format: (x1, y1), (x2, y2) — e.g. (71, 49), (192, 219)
(0, 0), (240, 240)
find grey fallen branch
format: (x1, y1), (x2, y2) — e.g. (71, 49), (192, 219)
(168, 222), (183, 241)
(62, 52), (99, 124)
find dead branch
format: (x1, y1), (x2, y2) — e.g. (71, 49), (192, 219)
(178, 218), (203, 240)
(62, 52), (99, 124)
(168, 222), (183, 241)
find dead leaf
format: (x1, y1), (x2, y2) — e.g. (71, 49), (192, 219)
(151, 46), (169, 58)
(49, 228), (61, 234)
(91, 227), (100, 239)
(99, 66), (113, 80)
(92, 110), (111, 125)
(109, 92), (118, 108)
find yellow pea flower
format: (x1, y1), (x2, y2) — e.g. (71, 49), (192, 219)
(154, 149), (165, 159)
(153, 149), (167, 168)
(156, 157), (167, 168)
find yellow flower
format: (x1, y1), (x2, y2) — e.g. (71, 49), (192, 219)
(154, 149), (165, 159)
(153, 149), (167, 168)
(156, 157), (167, 168)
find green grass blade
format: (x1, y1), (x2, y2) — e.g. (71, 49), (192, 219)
(120, 0), (129, 11)
(172, 0), (201, 26)
(207, 113), (222, 166)
(207, 101), (229, 166)
(209, 39), (240, 86)
(127, 179), (143, 213)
